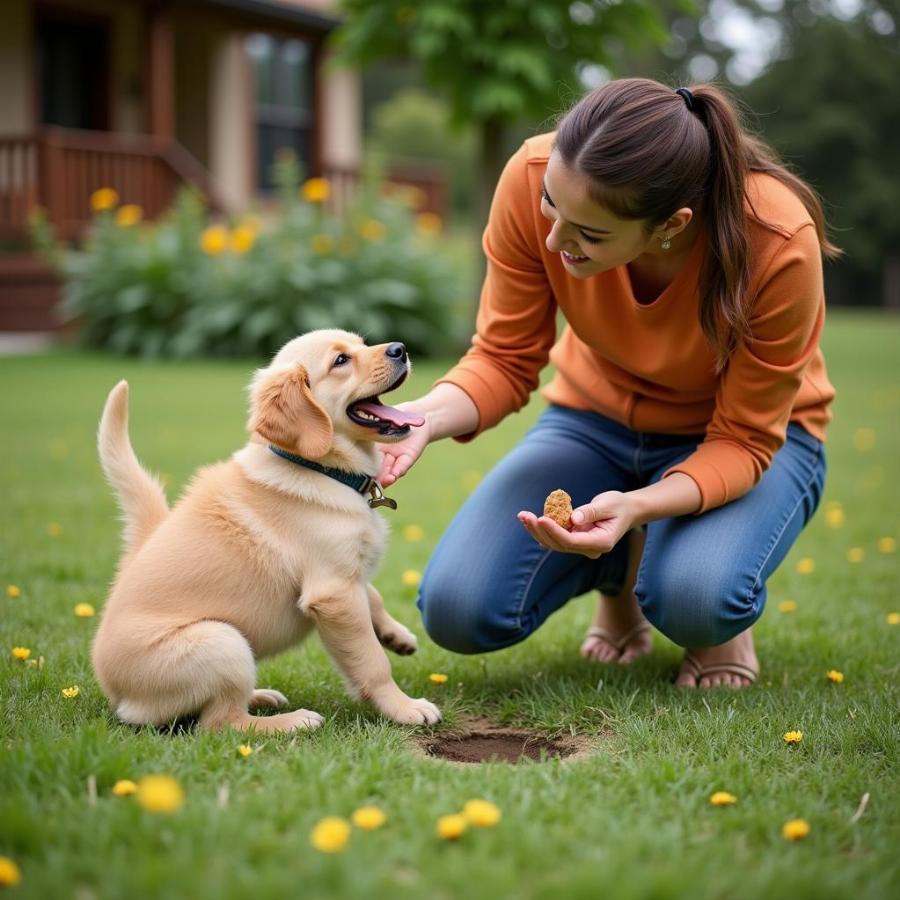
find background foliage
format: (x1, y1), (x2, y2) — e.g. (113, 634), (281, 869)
(33, 155), (463, 359)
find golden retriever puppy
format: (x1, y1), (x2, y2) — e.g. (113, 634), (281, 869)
(92, 329), (441, 732)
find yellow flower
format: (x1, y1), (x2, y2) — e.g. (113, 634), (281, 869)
(795, 557), (815, 575)
(783, 730), (803, 744)
(12, 646), (30, 661)
(877, 536), (897, 554)
(61, 685), (80, 699)
(301, 178), (331, 203)
(112, 779), (138, 797)
(436, 813), (468, 840)
(136, 774), (184, 814)
(310, 233), (335, 255)
(824, 506), (844, 528)
(852, 427), (875, 451)
(886, 612), (900, 625)
(846, 547), (864, 563)
(825, 670), (844, 684)
(463, 799), (502, 827)
(360, 218), (386, 242)
(709, 791), (738, 806)
(74, 603), (95, 618)
(782, 818), (811, 841)
(229, 225), (257, 254)
(778, 599), (798, 613)
(0, 857), (22, 887)
(90, 187), (119, 212)
(6, 584), (21, 598)
(200, 225), (228, 255)
(47, 522), (62, 537)
(415, 212), (443, 236)
(310, 817), (351, 853)
(115, 204), (143, 227)
(402, 524), (424, 542)
(351, 806), (387, 830)
(429, 673), (448, 684)
(403, 186), (428, 210)
(402, 569), (422, 587)
(238, 744), (253, 757)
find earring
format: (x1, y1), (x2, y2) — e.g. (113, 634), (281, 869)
(660, 234), (672, 250)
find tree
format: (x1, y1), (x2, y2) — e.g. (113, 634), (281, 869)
(741, 9), (900, 306)
(332, 0), (669, 240)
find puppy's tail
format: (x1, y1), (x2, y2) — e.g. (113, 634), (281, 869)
(98, 381), (169, 553)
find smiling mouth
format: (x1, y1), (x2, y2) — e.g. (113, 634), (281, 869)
(561, 250), (590, 264)
(346, 369), (426, 436)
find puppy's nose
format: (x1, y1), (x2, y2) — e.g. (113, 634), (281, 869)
(385, 342), (408, 362)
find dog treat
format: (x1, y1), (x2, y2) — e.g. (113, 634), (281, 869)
(543, 489), (573, 529)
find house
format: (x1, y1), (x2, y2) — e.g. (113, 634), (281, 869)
(0, 0), (364, 331)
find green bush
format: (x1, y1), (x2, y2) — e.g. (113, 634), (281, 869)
(34, 153), (462, 359)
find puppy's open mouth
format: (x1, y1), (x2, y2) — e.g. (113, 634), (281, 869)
(347, 370), (425, 437)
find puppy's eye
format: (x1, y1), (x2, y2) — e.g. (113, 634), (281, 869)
(332, 353), (350, 368)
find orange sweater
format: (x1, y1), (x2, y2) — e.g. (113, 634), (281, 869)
(438, 133), (835, 513)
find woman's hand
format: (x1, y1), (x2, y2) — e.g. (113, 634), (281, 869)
(377, 406), (433, 487)
(376, 383), (480, 488)
(517, 490), (638, 558)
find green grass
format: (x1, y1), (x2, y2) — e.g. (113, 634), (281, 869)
(1, 310), (898, 899)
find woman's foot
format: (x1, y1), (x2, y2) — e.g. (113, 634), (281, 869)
(580, 528), (651, 665)
(675, 629), (759, 689)
(580, 590), (653, 665)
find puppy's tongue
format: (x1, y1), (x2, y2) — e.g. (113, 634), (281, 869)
(355, 400), (425, 428)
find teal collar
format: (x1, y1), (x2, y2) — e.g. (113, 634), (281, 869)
(268, 445), (397, 509)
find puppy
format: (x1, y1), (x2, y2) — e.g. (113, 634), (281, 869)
(92, 329), (441, 732)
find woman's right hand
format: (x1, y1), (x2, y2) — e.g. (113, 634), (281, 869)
(378, 407), (433, 487)
(376, 382), (479, 487)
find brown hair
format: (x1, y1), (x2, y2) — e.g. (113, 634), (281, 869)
(555, 78), (841, 368)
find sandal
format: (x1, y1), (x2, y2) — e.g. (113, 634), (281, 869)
(583, 622), (652, 655)
(678, 651), (759, 687)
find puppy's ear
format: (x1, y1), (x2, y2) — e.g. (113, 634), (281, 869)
(249, 364), (333, 459)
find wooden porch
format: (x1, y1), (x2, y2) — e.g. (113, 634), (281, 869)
(0, 126), (225, 243)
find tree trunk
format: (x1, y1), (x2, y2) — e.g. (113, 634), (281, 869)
(883, 253), (900, 309)
(471, 116), (506, 320)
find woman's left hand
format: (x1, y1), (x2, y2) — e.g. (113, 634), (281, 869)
(517, 491), (638, 559)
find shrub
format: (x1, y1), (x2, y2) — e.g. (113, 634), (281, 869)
(35, 153), (462, 359)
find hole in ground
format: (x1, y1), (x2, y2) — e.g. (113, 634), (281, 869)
(417, 717), (593, 765)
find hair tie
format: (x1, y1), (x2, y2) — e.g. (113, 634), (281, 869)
(676, 87), (695, 111)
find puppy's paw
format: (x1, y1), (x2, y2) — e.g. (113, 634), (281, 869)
(385, 696), (442, 726)
(378, 623), (418, 656)
(288, 708), (325, 730)
(249, 688), (289, 709)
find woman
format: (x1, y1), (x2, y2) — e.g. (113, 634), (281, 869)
(378, 78), (836, 688)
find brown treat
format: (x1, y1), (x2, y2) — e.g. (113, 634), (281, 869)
(543, 489), (573, 530)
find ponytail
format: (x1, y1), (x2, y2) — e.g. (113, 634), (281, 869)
(556, 79), (841, 369)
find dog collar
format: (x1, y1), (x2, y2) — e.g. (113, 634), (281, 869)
(268, 445), (398, 510)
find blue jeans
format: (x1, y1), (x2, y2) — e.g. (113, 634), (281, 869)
(418, 405), (826, 653)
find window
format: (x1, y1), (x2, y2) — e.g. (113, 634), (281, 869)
(245, 33), (314, 190)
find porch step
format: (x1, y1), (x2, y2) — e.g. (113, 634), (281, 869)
(0, 253), (63, 332)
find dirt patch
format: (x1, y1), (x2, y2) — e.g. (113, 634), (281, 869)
(416, 716), (594, 765)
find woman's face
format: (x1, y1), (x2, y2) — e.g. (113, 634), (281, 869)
(540, 151), (661, 279)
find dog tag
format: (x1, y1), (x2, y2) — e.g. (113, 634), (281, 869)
(367, 482), (398, 510)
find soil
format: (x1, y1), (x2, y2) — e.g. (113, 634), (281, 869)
(416, 716), (595, 765)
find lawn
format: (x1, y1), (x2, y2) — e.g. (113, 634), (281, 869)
(1, 310), (898, 899)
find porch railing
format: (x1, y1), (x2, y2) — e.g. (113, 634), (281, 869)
(0, 127), (224, 242)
